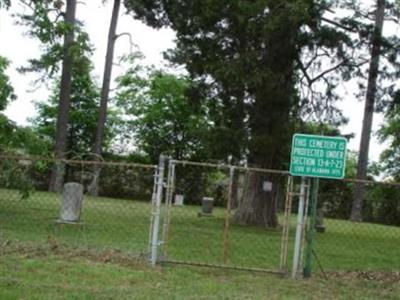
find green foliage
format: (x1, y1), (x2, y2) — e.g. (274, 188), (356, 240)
(364, 183), (400, 226)
(0, 113), (14, 140)
(17, 1), (91, 81)
(123, 0), (361, 169)
(0, 56), (16, 111)
(317, 151), (400, 225)
(0, 160), (35, 199)
(379, 91), (400, 178)
(318, 151), (357, 219)
(123, 1), (400, 165)
(31, 78), (98, 156)
(0, 121), (51, 155)
(0, 115), (50, 197)
(30, 63), (115, 157)
(0, 56), (44, 156)
(116, 54), (211, 162)
(27, 18), (120, 158)
(338, 1), (400, 111)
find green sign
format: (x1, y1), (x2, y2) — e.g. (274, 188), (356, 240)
(290, 134), (347, 179)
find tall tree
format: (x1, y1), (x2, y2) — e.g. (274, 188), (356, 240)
(124, 0), (357, 227)
(49, 0), (78, 192)
(31, 57), (101, 158)
(16, 0), (80, 190)
(88, 0), (121, 195)
(351, 0), (386, 221)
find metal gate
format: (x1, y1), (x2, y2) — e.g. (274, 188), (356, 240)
(149, 156), (310, 275)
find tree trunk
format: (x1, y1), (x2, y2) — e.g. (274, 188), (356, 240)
(88, 0), (121, 196)
(49, 0), (77, 192)
(231, 1), (301, 228)
(351, 0), (385, 221)
(233, 171), (278, 227)
(233, 89), (292, 228)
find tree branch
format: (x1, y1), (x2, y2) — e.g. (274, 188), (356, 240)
(115, 32), (137, 54)
(297, 58), (313, 86)
(311, 60), (347, 83)
(321, 17), (356, 32)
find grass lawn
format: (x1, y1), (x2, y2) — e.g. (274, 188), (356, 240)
(1, 248), (400, 300)
(1, 187), (399, 275)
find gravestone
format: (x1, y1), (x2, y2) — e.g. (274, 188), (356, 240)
(174, 194), (184, 206)
(201, 197), (214, 215)
(58, 182), (84, 223)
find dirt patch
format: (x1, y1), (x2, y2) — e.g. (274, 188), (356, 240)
(323, 271), (400, 283)
(0, 238), (150, 270)
(2, 240), (399, 281)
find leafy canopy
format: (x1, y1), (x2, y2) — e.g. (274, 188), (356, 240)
(0, 56), (16, 111)
(116, 54), (211, 162)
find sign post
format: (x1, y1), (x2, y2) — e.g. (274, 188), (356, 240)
(289, 134), (347, 278)
(292, 177), (308, 278)
(303, 177), (319, 278)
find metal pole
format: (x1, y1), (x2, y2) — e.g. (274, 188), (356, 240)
(147, 167), (159, 255)
(280, 175), (293, 273)
(160, 160), (173, 257)
(292, 177), (307, 278)
(162, 161), (175, 258)
(223, 166), (235, 265)
(303, 178), (319, 278)
(150, 155), (166, 266)
(299, 178), (311, 271)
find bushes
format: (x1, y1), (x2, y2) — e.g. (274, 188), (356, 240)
(364, 184), (400, 226)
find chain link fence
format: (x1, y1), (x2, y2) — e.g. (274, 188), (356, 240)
(0, 155), (156, 261)
(159, 160), (292, 273)
(1, 155), (399, 275)
(157, 159), (400, 275)
(312, 179), (400, 273)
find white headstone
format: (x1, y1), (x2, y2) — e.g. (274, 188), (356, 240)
(59, 182), (84, 223)
(174, 194), (184, 206)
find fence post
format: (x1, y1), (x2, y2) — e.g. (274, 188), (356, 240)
(223, 166), (235, 265)
(161, 160), (175, 258)
(149, 154), (166, 266)
(303, 178), (319, 278)
(292, 177), (308, 278)
(280, 175), (293, 273)
(148, 166), (159, 255)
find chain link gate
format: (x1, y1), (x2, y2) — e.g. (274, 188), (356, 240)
(149, 156), (298, 274)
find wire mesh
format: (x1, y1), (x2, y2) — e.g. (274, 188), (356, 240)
(160, 161), (291, 272)
(0, 156), (156, 261)
(312, 179), (400, 272)
(159, 159), (400, 274)
(1, 155), (399, 274)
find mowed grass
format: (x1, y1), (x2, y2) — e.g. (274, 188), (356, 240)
(1, 188), (400, 273)
(1, 252), (400, 300)
(0, 189), (151, 254)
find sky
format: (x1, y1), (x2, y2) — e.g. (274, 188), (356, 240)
(0, 1), (176, 123)
(0, 1), (394, 162)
